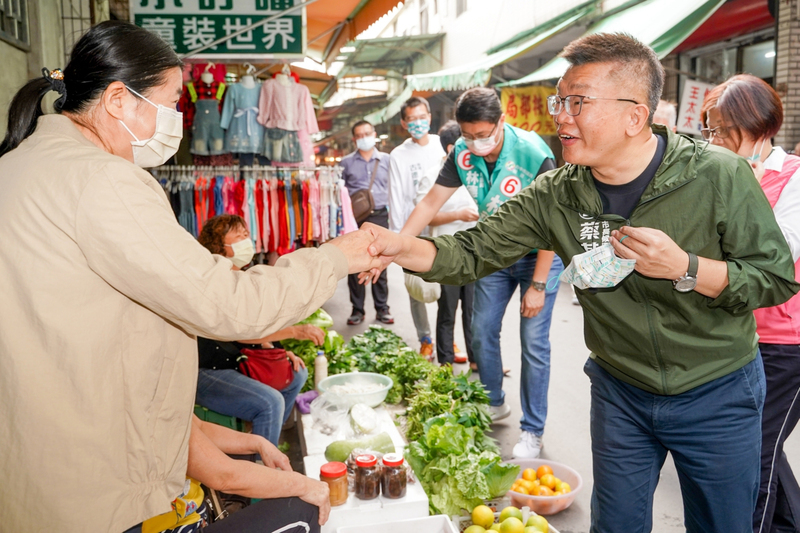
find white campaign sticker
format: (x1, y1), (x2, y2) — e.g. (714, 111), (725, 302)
(500, 175), (521, 197)
(457, 150), (473, 170)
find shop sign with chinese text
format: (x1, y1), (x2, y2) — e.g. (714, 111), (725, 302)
(677, 79), (715, 136)
(131, 0), (305, 58)
(500, 86), (557, 136)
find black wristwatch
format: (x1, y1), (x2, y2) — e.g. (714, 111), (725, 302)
(673, 252), (698, 293)
(532, 281), (546, 292)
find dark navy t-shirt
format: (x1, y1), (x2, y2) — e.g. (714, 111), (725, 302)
(593, 134), (666, 219)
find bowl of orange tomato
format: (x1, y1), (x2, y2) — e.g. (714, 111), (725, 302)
(506, 459), (582, 515)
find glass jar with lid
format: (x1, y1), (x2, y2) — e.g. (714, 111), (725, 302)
(319, 461), (348, 506)
(381, 453), (407, 499)
(354, 454), (381, 500)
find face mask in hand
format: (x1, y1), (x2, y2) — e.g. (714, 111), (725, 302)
(118, 86), (183, 168)
(406, 119), (430, 140)
(356, 135), (377, 151)
(227, 238), (255, 268)
(555, 243), (636, 290)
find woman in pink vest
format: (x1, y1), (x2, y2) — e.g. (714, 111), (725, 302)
(702, 74), (800, 533)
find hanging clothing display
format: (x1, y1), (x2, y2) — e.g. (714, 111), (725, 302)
(180, 81), (227, 156)
(153, 166), (351, 255)
(256, 75), (319, 164)
(256, 76), (318, 132)
(220, 82), (264, 154)
(263, 128), (303, 163)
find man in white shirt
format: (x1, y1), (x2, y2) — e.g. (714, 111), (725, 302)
(387, 96), (446, 358)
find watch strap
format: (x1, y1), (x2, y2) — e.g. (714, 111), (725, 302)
(687, 252), (698, 278)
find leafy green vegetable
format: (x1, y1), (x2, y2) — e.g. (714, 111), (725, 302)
(297, 308), (334, 329)
(343, 326), (432, 404)
(406, 414), (519, 515)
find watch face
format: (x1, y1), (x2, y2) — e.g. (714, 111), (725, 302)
(674, 277), (697, 292)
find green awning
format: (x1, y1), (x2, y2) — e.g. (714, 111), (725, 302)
(499, 0), (724, 87)
(405, 3), (596, 92)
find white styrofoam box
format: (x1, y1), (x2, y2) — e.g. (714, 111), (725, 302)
(451, 507), (560, 533)
(338, 515), (457, 533)
(305, 452), (430, 533)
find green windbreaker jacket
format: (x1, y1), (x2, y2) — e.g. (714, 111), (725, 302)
(422, 125), (800, 394)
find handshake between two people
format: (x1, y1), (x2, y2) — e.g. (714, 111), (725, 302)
(328, 222), (437, 283)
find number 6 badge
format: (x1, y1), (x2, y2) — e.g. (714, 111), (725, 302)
(500, 176), (521, 197)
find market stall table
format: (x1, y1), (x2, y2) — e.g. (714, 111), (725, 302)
(299, 406), (429, 533)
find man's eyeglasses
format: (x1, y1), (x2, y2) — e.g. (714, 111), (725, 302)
(547, 94), (639, 117)
(699, 126), (730, 141)
(462, 121), (499, 142)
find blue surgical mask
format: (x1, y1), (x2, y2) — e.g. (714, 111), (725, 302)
(406, 119), (430, 140)
(356, 135), (376, 151)
(747, 139), (766, 162)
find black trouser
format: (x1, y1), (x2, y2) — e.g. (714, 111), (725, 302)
(755, 343), (800, 533)
(122, 496), (319, 533)
(348, 208), (389, 315)
(436, 282), (475, 365)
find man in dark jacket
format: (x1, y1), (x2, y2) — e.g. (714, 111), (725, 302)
(361, 33), (800, 532)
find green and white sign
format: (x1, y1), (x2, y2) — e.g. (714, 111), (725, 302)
(131, 0), (306, 58)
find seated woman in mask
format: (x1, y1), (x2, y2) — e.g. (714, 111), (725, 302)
(196, 214), (323, 445)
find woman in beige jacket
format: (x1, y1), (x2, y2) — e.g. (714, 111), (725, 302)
(0, 21), (377, 533)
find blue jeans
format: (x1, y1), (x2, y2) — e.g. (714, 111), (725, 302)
(472, 253), (563, 435)
(585, 355), (765, 533)
(196, 366), (308, 445)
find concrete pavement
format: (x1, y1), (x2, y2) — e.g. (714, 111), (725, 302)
(321, 263), (800, 532)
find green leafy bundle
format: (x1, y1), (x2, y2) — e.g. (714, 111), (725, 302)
(345, 326), (432, 404)
(281, 309), (351, 392)
(406, 414), (519, 516)
(405, 366), (492, 441)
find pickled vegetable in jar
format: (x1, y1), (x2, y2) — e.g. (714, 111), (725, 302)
(319, 461), (348, 506)
(381, 453), (407, 499)
(354, 454), (381, 500)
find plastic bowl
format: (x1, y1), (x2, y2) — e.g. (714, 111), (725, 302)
(317, 372), (393, 407)
(506, 459), (583, 515)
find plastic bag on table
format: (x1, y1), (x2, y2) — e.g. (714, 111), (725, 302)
(309, 392), (351, 436)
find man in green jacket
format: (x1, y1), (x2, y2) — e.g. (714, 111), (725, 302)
(361, 33), (800, 532)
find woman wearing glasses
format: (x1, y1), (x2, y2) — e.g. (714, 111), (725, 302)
(701, 74), (800, 533)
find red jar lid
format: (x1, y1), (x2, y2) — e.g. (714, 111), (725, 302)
(355, 454), (378, 467)
(382, 453), (404, 467)
(319, 461), (347, 478)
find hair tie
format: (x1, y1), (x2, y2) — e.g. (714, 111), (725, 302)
(42, 68), (67, 112)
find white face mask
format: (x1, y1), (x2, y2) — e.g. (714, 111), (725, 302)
(118, 86), (183, 168)
(356, 135), (377, 151)
(227, 238), (255, 268)
(465, 122), (500, 157)
(557, 243), (636, 290)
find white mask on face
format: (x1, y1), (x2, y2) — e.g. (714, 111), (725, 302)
(356, 135), (377, 151)
(227, 238), (255, 268)
(118, 86), (183, 168)
(465, 122), (501, 157)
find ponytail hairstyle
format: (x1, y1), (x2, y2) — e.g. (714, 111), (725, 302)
(0, 20), (182, 157)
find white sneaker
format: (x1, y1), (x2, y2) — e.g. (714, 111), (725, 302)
(512, 431), (543, 459)
(489, 403), (511, 421)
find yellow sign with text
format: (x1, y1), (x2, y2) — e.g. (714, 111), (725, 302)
(501, 86), (557, 136)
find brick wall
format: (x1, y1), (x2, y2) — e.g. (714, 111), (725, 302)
(775, 0), (800, 150)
